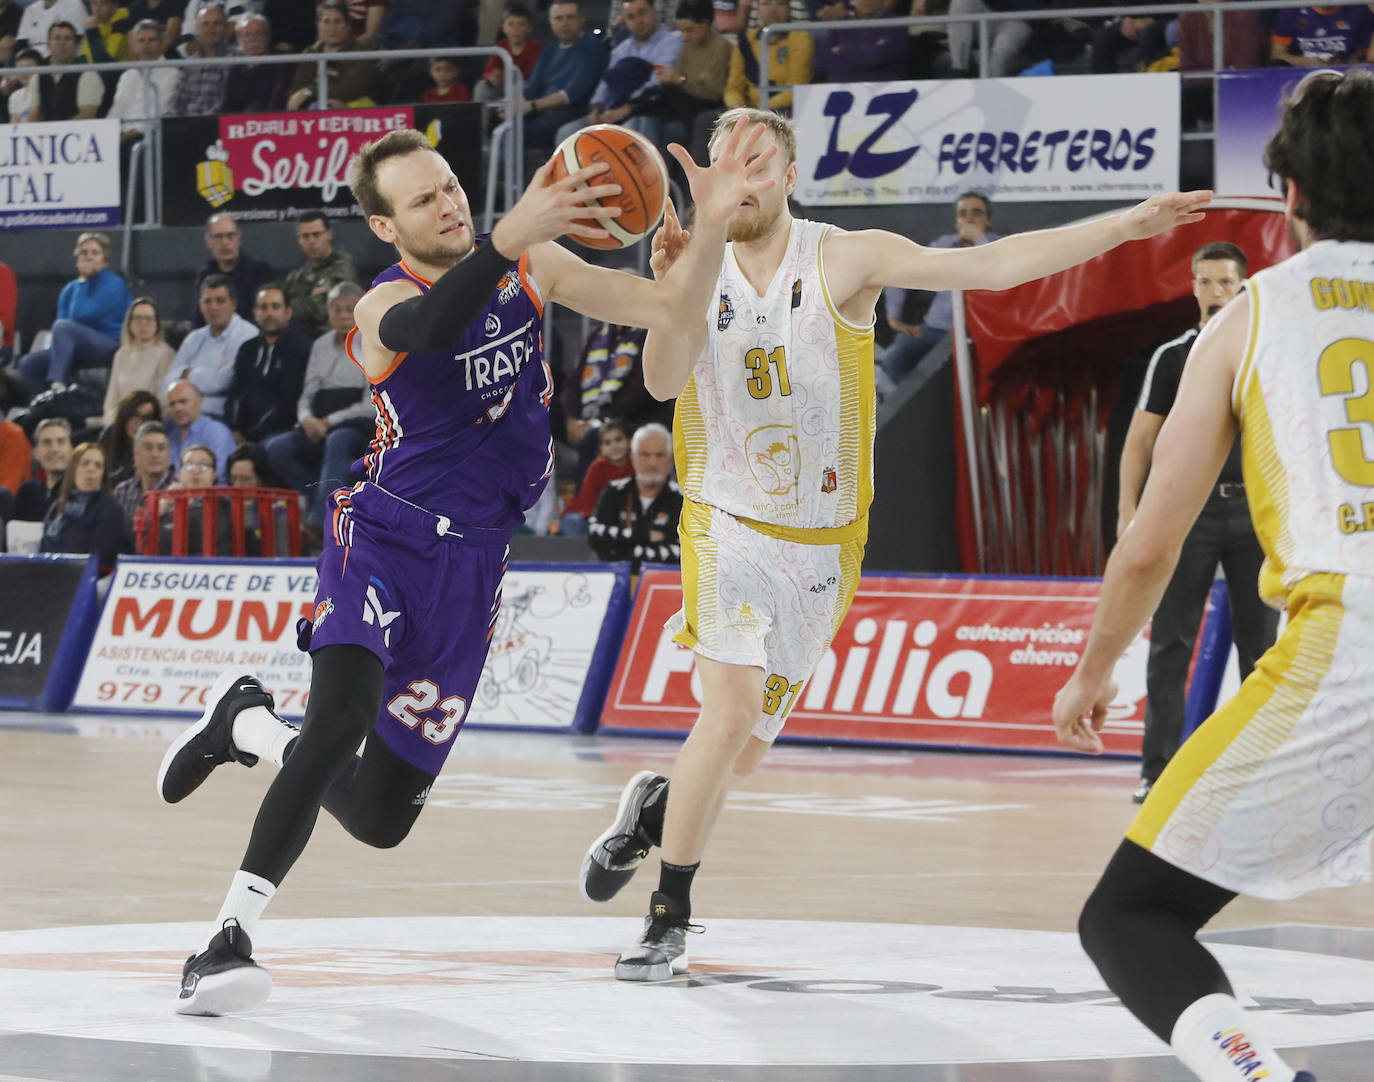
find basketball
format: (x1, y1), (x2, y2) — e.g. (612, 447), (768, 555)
(547, 124), (669, 250)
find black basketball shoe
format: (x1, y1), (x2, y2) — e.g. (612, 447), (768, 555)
(614, 891), (699, 981)
(157, 670), (274, 804)
(580, 771), (667, 903)
(176, 918), (272, 1016)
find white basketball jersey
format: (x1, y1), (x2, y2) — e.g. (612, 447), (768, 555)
(673, 218), (876, 534)
(1234, 239), (1374, 604)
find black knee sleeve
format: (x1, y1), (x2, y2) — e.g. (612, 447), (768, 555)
(324, 733), (434, 849)
(1079, 840), (1237, 1043)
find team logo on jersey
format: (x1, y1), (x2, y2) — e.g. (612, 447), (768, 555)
(791, 279), (803, 310)
(718, 292), (735, 331)
(484, 313), (501, 337)
(497, 273), (520, 305)
(312, 597), (334, 633)
(821, 466), (837, 493)
(745, 425), (801, 497)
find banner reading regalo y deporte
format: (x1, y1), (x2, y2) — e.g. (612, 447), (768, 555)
(793, 73), (1179, 206)
(0, 119), (121, 229)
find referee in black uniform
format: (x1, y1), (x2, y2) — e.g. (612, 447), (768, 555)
(1116, 242), (1280, 803)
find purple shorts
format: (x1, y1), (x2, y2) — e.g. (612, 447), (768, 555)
(307, 483), (511, 775)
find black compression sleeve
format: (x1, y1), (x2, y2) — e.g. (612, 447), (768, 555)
(377, 240), (519, 354)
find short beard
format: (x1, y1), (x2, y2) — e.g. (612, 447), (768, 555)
(395, 223), (474, 268)
(728, 202), (784, 244)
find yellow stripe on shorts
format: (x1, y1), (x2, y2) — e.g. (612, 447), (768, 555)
(672, 498), (716, 652)
(1127, 574), (1346, 852)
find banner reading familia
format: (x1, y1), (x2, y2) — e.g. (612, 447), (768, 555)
(0, 119), (120, 230)
(161, 103), (484, 226)
(793, 73), (1179, 206)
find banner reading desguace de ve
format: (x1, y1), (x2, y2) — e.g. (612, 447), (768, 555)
(0, 119), (121, 230)
(793, 73), (1179, 206)
(71, 558), (629, 731)
(602, 570), (1149, 754)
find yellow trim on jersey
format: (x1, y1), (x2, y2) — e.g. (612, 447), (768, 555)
(673, 373), (707, 497)
(1241, 370), (1297, 606)
(831, 536), (865, 639)
(817, 227), (876, 337)
(1231, 281), (1262, 419)
(672, 497), (713, 652)
(1127, 573), (1346, 851)
(732, 506), (869, 546)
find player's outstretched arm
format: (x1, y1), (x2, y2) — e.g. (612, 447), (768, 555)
(827, 191), (1213, 301)
(1051, 295), (1246, 754)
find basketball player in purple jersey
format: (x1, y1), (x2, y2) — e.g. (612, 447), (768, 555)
(155, 121), (778, 1015)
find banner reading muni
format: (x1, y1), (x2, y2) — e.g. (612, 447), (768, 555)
(793, 73), (1179, 206)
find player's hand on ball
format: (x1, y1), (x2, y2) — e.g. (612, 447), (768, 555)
(1120, 190), (1212, 241)
(673, 120), (778, 230)
(494, 158), (622, 255)
(1051, 673), (1116, 755)
(649, 202), (690, 280)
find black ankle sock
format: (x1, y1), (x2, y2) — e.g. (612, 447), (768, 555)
(638, 779), (669, 846)
(657, 860), (698, 917)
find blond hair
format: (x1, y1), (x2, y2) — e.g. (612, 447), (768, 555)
(73, 231), (111, 259)
(708, 108), (796, 165)
(348, 129), (440, 218)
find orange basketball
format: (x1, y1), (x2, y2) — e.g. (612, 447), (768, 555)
(547, 124), (669, 250)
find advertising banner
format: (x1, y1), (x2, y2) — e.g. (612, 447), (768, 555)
(1215, 67), (1319, 197)
(71, 558), (631, 731)
(0, 554), (101, 710)
(160, 103), (484, 225)
(0, 118), (121, 230)
(793, 73), (1179, 206)
(601, 570), (1150, 755)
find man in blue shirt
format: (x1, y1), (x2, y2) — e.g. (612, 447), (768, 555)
(521, 0), (610, 149)
(554, 0), (680, 148)
(174, 276), (259, 420)
(163, 380), (237, 484)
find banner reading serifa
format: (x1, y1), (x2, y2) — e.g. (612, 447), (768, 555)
(0, 119), (120, 230)
(794, 73), (1179, 205)
(161, 103), (483, 225)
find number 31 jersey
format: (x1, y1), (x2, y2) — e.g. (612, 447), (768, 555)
(674, 218), (876, 535)
(1235, 239), (1374, 605)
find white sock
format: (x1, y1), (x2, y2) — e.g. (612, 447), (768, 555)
(1171, 993), (1297, 1082)
(231, 705), (298, 768)
(211, 870), (276, 943)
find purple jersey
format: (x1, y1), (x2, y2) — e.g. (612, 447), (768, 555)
(345, 240), (555, 530)
(1272, 6), (1372, 60)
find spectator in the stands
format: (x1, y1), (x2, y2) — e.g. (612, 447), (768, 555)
(520, 0), (608, 150)
(724, 0), (812, 112)
(258, 0), (314, 52)
(125, 0), (182, 56)
(1271, 5), (1373, 65)
(80, 0), (132, 64)
(555, 0), (681, 147)
(0, 412), (31, 500)
(1090, 10), (1170, 73)
(227, 442), (280, 489)
(103, 298), (175, 426)
(111, 418), (174, 528)
(163, 380), (235, 483)
(561, 420), (632, 535)
(474, 3), (541, 103)
(40, 441), (130, 573)
(0, 0), (17, 65)
(607, 0), (678, 38)
(5, 49), (44, 123)
(13, 418), (71, 522)
(645, 0), (730, 164)
(190, 212), (273, 327)
(263, 281), (370, 530)
(168, 2), (233, 116)
(31, 21), (102, 120)
(15, 233), (132, 400)
(107, 19), (178, 142)
(287, 0), (379, 110)
(225, 284), (312, 444)
(173, 276), (258, 419)
(283, 212), (358, 338)
(223, 12), (292, 113)
(946, 0), (1038, 77)
(1176, 0), (1267, 73)
(100, 388), (160, 485)
(815, 0), (909, 82)
(327, 0), (387, 47)
(14, 0), (86, 58)
(424, 55), (471, 103)
(881, 191), (1000, 386)
(588, 422), (682, 572)
(374, 0), (466, 102)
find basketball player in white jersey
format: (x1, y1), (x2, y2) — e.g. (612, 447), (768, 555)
(578, 105), (1211, 980)
(1053, 69), (1374, 1082)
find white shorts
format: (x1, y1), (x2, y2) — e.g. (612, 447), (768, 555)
(1129, 573), (1374, 900)
(666, 500), (865, 742)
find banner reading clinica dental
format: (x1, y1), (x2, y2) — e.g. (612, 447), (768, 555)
(793, 73), (1179, 206)
(0, 119), (121, 229)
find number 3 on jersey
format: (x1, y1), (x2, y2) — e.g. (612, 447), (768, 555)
(1318, 337), (1374, 485)
(744, 346), (792, 400)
